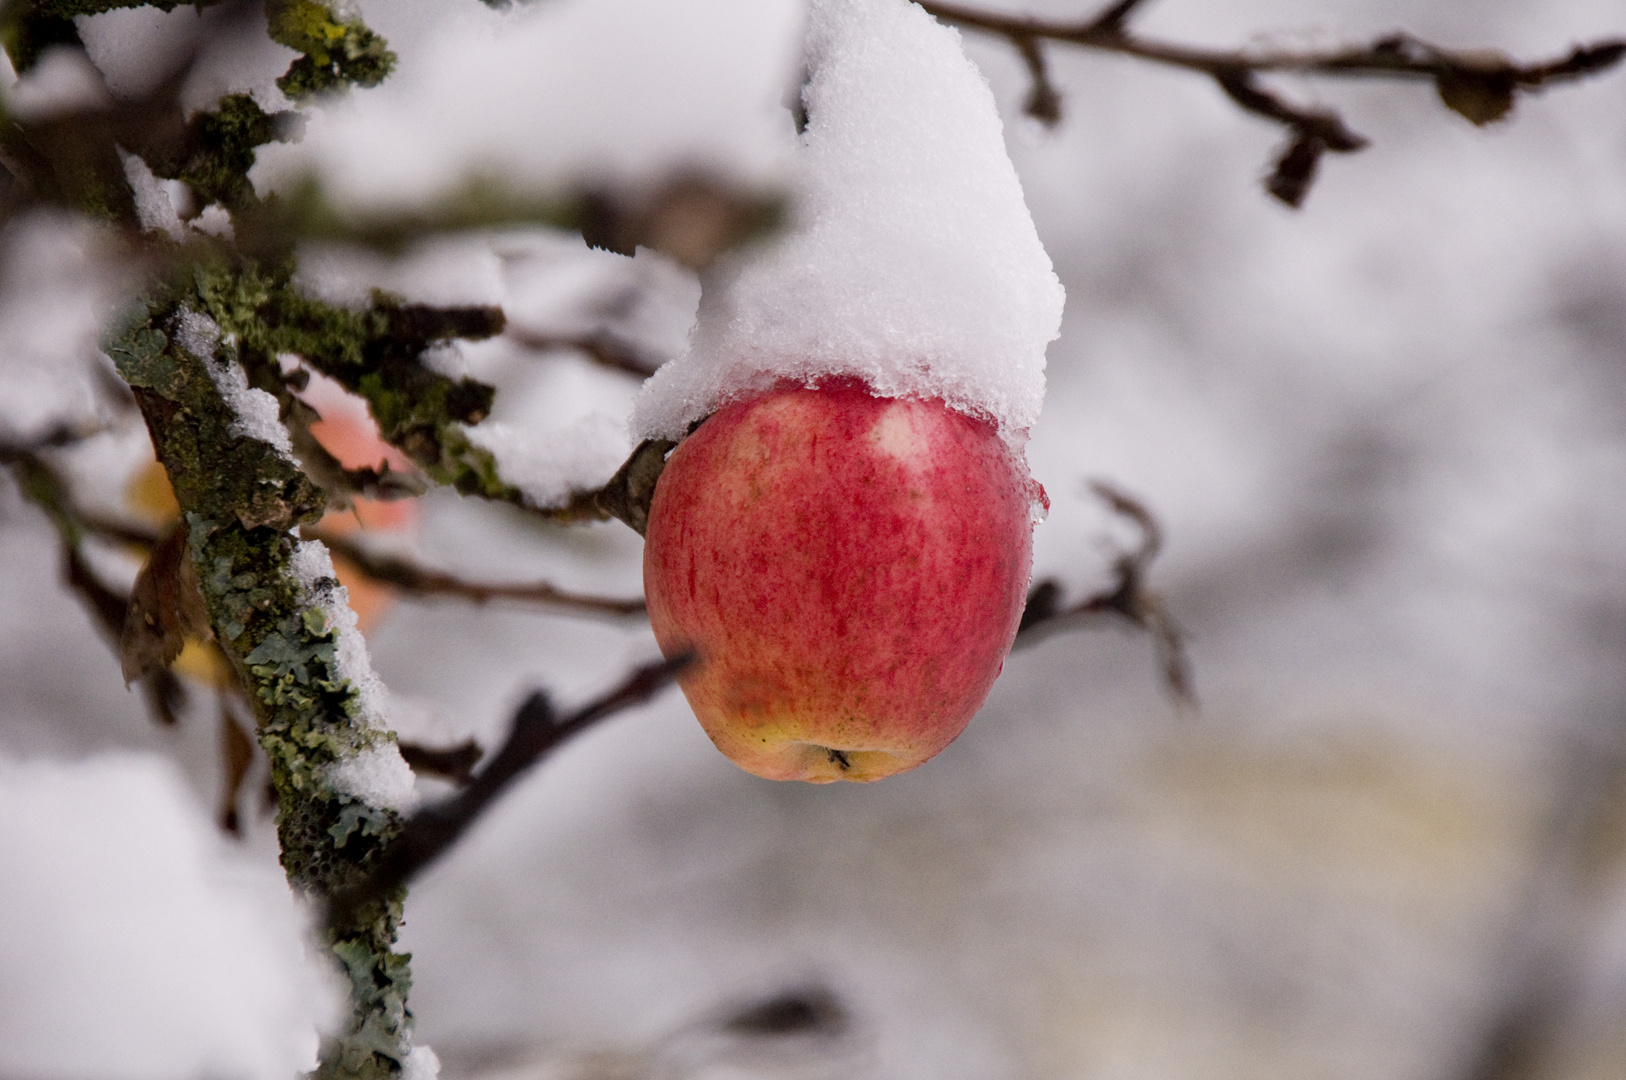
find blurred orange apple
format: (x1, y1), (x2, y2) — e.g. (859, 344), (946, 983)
(643, 379), (1038, 783)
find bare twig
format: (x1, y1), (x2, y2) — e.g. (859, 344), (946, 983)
(917, 0), (1625, 204)
(397, 739), (484, 785)
(76, 512), (163, 549)
(1089, 0), (1151, 34)
(1013, 35), (1064, 125)
(505, 326), (667, 378)
(218, 694), (257, 836)
(328, 654), (694, 925)
(304, 527), (647, 617)
(1014, 480), (1194, 708)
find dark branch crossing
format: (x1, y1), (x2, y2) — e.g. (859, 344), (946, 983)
(327, 653), (694, 926)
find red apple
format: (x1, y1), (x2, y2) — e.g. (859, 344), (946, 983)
(643, 379), (1040, 783)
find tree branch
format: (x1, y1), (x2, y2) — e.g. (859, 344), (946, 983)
(327, 653), (693, 925)
(0, 428), (190, 727)
(304, 527), (647, 617)
(917, 0), (1625, 204)
(1014, 480), (1193, 709)
(504, 326), (666, 378)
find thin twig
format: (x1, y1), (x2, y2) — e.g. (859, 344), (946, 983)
(327, 653), (694, 925)
(1, 433), (190, 726)
(218, 694), (257, 835)
(920, 1), (1622, 84)
(505, 326), (667, 378)
(1013, 35), (1064, 125)
(1014, 480), (1194, 709)
(304, 528), (647, 617)
(917, 0), (1625, 204)
(396, 739), (483, 785)
(76, 512), (163, 548)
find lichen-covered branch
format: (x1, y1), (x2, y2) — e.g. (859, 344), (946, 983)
(0, 3), (705, 1074)
(105, 284), (423, 1080)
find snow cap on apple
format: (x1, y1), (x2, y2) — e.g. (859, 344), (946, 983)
(637, 0), (1065, 783)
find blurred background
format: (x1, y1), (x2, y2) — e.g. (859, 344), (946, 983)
(2, 1), (1625, 1078)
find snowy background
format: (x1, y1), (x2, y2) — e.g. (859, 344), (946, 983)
(3, 0), (1626, 1078)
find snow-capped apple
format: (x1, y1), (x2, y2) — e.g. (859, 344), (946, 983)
(643, 379), (1040, 783)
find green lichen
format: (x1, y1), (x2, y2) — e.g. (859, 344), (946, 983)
(181, 257), (538, 510)
(145, 93), (296, 211)
(109, 274), (415, 1078)
(268, 0), (396, 100)
(108, 299), (323, 531)
(183, 509), (415, 1080)
(328, 939), (415, 1080)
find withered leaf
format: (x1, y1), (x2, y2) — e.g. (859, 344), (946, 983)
(120, 523), (212, 685)
(140, 669), (188, 727)
(1267, 132), (1326, 209)
(1436, 69), (1517, 125)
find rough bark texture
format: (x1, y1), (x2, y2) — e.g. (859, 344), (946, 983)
(106, 284), (416, 1080)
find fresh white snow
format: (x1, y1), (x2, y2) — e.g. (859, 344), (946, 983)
(290, 540), (419, 814)
(463, 413), (632, 509)
(633, 0), (1064, 447)
(250, 0), (805, 209)
(180, 308), (298, 458)
(0, 753), (340, 1080)
(118, 150), (188, 241)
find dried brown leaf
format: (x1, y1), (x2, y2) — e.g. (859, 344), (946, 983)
(120, 523), (211, 684)
(1436, 69), (1517, 125)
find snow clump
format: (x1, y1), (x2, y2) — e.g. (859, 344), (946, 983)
(177, 308), (297, 458)
(0, 753), (341, 1080)
(289, 540), (419, 814)
(119, 150), (188, 241)
(634, 0), (1064, 447)
(464, 413), (633, 508)
(256, 0), (804, 209)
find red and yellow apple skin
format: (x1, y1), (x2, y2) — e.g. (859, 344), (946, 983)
(643, 379), (1039, 783)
